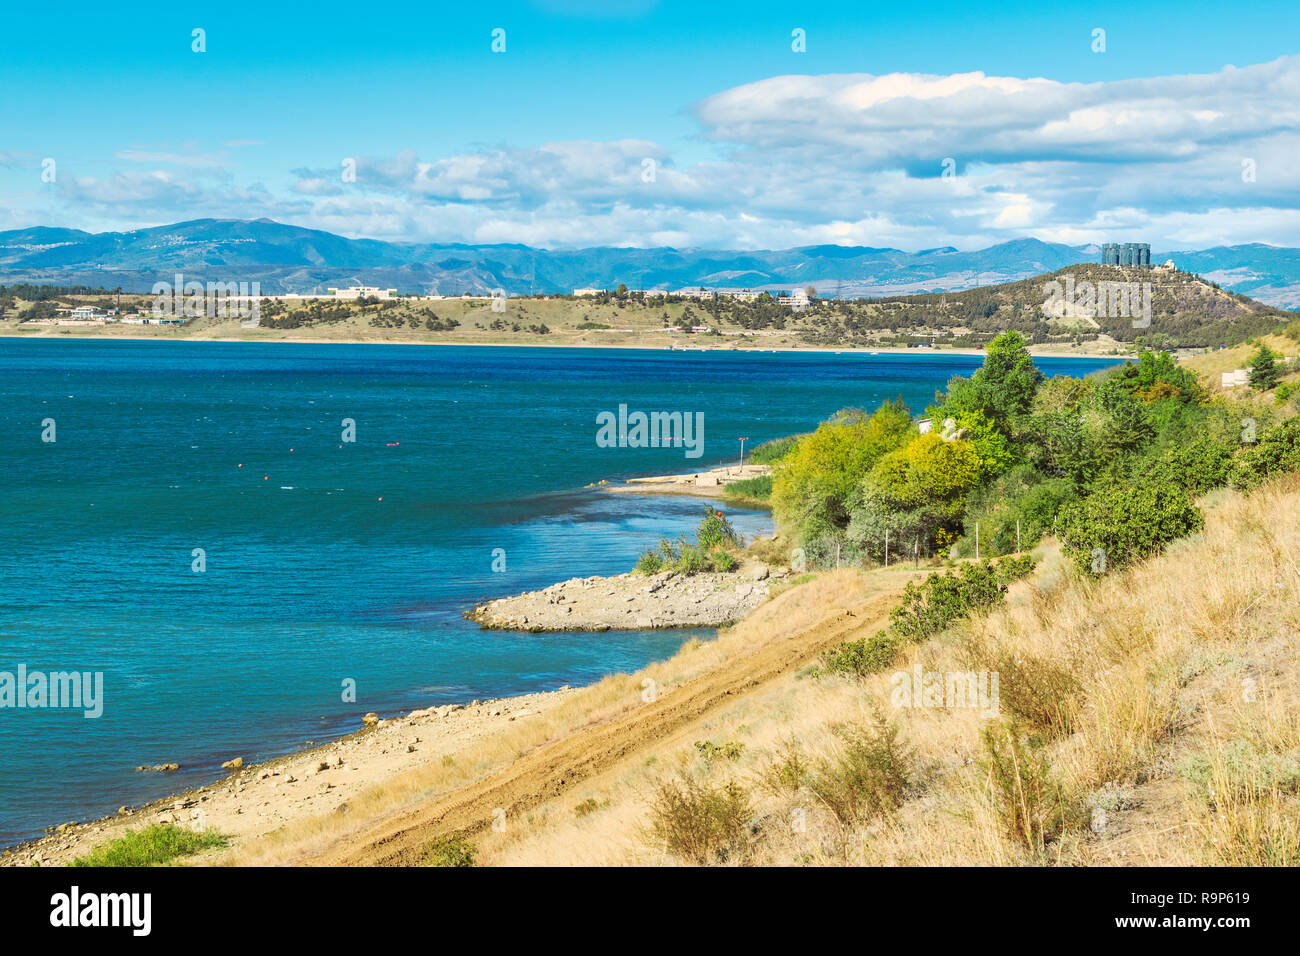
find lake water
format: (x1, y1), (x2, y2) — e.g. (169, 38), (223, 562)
(0, 339), (1120, 845)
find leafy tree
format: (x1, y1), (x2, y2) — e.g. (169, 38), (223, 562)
(771, 400), (913, 543)
(1248, 345), (1282, 391)
(939, 331), (1044, 431)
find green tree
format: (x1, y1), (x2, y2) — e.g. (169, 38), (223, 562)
(1248, 345), (1281, 391)
(771, 400), (913, 543)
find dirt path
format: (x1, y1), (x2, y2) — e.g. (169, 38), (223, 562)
(302, 588), (901, 866)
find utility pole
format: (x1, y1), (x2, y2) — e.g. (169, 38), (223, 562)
(737, 436), (749, 473)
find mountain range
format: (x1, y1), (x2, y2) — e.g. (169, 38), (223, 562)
(2, 219), (1298, 308)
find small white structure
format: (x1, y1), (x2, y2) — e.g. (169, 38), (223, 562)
(572, 288), (606, 297)
(916, 418), (933, 435)
(326, 285), (396, 300)
(778, 289), (810, 312)
(1221, 369), (1250, 388)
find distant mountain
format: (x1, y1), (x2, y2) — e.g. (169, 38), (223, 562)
(2, 219), (1297, 308)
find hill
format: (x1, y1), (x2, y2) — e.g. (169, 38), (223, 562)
(3, 262), (1293, 353)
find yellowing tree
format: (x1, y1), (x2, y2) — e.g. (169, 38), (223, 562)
(771, 400), (912, 542)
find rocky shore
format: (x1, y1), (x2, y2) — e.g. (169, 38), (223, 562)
(467, 562), (782, 631)
(1, 687), (578, 867)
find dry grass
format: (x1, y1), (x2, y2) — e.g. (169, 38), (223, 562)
(481, 478), (1300, 866)
(228, 478), (1299, 866)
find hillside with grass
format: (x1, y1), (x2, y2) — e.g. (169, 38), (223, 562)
(4, 263), (1294, 353)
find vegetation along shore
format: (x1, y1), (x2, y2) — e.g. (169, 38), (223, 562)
(7, 312), (1300, 867)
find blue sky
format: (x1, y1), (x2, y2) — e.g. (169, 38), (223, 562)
(1, 0), (1298, 250)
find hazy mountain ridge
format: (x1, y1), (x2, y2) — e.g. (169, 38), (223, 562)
(1, 219), (1298, 307)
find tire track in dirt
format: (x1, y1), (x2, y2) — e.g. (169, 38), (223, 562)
(303, 589), (901, 866)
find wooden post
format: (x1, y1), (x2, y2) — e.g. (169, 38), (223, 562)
(914, 536), (919, 569)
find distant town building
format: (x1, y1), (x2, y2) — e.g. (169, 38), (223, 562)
(572, 288), (606, 297)
(325, 285), (397, 300)
(1153, 259), (1177, 273)
(778, 289), (810, 311)
(1100, 243), (1151, 268)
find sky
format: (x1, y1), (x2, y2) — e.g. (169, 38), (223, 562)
(1, 0), (1297, 251)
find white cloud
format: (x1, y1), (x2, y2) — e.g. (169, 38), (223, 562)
(11, 56), (1300, 251)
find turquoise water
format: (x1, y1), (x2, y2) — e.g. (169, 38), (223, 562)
(0, 339), (1120, 845)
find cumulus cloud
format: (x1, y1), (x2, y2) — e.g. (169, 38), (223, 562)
(12, 56), (1300, 250)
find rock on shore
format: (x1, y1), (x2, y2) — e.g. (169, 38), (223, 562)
(467, 564), (779, 631)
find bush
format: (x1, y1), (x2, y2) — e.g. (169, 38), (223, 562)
(748, 434), (801, 464)
(821, 556), (1034, 679)
(648, 776), (753, 865)
(634, 508), (740, 575)
(696, 506), (739, 550)
(72, 824), (227, 867)
(722, 473), (773, 503)
(1275, 380), (1299, 404)
(981, 722), (1078, 852)
(1059, 479), (1204, 576)
(422, 836), (476, 867)
(889, 558), (1030, 642)
(636, 550), (664, 574)
(958, 465), (1076, 556)
(1231, 417), (1300, 490)
(821, 630), (902, 678)
(806, 715), (913, 828)
(1131, 432), (1235, 496)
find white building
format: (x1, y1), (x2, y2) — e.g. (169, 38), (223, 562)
(573, 288), (606, 297)
(325, 285), (397, 300)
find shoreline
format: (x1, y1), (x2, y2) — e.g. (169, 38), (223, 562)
(2, 470), (774, 860)
(0, 329), (1132, 360)
(0, 686), (583, 864)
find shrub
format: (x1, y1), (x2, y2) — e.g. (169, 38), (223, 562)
(635, 550), (664, 574)
(821, 630), (902, 678)
(806, 715), (913, 828)
(648, 776), (753, 865)
(422, 836), (476, 867)
(981, 722), (1078, 852)
(757, 741), (809, 797)
(958, 466), (1076, 556)
(1059, 479), (1204, 577)
(72, 825), (227, 867)
(1131, 432), (1235, 496)
(723, 473), (773, 504)
(748, 434), (801, 464)
(1275, 380), (1299, 404)
(889, 559), (1026, 642)
(695, 740), (745, 763)
(1231, 417), (1300, 490)
(696, 506), (739, 550)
